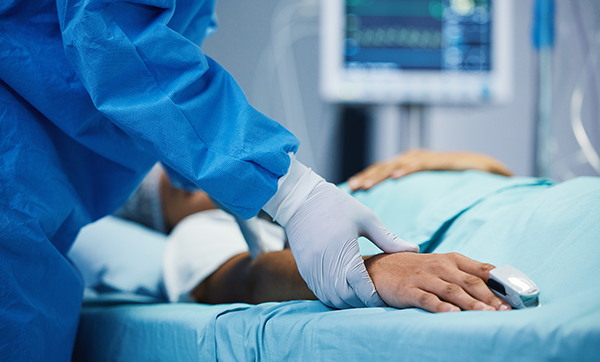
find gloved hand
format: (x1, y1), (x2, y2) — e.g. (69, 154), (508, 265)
(286, 181), (419, 308)
(263, 156), (419, 309)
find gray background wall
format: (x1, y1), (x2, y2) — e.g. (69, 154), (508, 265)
(202, 0), (600, 182)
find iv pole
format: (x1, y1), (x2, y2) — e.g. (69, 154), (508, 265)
(533, 0), (555, 178)
(369, 104), (427, 165)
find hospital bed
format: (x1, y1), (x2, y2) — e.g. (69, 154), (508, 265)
(70, 171), (600, 361)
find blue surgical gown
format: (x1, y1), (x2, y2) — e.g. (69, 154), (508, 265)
(0, 0), (299, 360)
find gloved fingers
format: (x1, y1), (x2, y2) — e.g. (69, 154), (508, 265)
(324, 288), (361, 310)
(360, 214), (419, 254)
(346, 253), (387, 308)
(313, 281), (355, 309)
(323, 242), (371, 309)
(296, 252), (356, 310)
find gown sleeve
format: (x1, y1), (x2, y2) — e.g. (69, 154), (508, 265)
(56, 0), (299, 219)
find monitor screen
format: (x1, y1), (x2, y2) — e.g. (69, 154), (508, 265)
(321, 0), (512, 104)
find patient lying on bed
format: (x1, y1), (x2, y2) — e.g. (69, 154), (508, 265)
(70, 151), (600, 362)
(108, 150), (514, 313)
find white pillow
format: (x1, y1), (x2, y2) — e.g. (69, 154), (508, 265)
(68, 216), (168, 300)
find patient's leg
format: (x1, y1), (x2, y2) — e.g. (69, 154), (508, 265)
(190, 250), (316, 304)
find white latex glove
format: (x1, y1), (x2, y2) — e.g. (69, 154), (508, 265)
(263, 156), (419, 309)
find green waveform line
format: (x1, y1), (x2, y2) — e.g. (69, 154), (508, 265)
(347, 0), (445, 19)
(349, 27), (443, 48)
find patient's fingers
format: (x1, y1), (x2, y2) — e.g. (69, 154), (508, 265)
(449, 269), (511, 311)
(348, 152), (422, 191)
(408, 288), (460, 313)
(448, 253), (511, 311)
(422, 253), (506, 311)
(348, 150), (436, 191)
(424, 277), (496, 311)
(449, 252), (496, 281)
(390, 160), (422, 179)
(348, 162), (399, 191)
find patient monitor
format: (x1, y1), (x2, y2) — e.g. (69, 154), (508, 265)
(488, 265), (540, 309)
(320, 0), (513, 104)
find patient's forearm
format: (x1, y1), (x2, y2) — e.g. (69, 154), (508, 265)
(247, 250), (317, 303)
(190, 253), (254, 304)
(190, 250), (316, 304)
(191, 250), (511, 313)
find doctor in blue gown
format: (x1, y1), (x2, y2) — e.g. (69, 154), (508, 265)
(0, 0), (419, 360)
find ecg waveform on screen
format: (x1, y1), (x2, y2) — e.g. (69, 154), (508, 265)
(348, 27), (442, 49)
(346, 0), (443, 18)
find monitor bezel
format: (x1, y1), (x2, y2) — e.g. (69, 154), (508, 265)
(320, 0), (513, 104)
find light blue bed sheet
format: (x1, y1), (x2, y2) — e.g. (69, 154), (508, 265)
(72, 172), (600, 361)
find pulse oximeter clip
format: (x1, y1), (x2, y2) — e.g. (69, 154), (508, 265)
(487, 265), (540, 309)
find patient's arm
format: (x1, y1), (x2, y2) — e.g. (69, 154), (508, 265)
(191, 250), (316, 304)
(191, 250), (511, 313)
(348, 149), (513, 191)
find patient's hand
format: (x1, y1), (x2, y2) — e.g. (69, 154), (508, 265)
(364, 252), (511, 312)
(348, 149), (513, 191)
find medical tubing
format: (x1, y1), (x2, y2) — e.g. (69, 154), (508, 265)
(270, 0), (317, 168)
(567, 0), (600, 174)
(254, 20), (325, 167)
(253, 15), (318, 122)
(252, 0), (331, 175)
(256, 1), (315, 104)
(571, 87), (600, 174)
